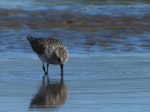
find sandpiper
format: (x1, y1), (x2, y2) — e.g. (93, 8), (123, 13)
(27, 36), (69, 78)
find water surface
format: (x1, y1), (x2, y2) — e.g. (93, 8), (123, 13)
(0, 1), (150, 112)
(0, 1), (150, 55)
(0, 55), (150, 112)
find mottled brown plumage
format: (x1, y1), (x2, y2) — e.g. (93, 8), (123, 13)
(27, 36), (69, 77)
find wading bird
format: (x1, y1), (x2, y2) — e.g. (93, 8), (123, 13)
(27, 36), (69, 78)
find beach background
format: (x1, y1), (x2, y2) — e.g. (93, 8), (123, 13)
(0, 0), (150, 112)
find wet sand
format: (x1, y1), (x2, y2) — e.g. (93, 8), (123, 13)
(0, 54), (150, 112)
(0, 4), (150, 54)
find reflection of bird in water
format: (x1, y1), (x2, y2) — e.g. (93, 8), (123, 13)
(27, 36), (69, 78)
(30, 76), (68, 108)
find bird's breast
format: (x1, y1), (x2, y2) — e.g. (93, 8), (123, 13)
(38, 53), (60, 65)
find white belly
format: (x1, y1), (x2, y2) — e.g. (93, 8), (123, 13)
(37, 54), (59, 65)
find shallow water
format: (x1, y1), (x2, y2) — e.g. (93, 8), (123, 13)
(0, 1), (150, 112)
(0, 1), (150, 55)
(0, 55), (150, 112)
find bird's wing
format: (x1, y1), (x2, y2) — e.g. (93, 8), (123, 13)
(29, 38), (46, 54)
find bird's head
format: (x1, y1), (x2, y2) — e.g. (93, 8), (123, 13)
(54, 47), (69, 65)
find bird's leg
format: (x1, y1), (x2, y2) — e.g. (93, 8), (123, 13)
(42, 75), (46, 85)
(42, 63), (47, 75)
(60, 65), (64, 79)
(46, 64), (49, 74)
(46, 75), (50, 84)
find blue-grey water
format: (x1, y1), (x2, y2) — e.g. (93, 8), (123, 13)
(0, 55), (150, 112)
(0, 0), (150, 112)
